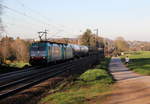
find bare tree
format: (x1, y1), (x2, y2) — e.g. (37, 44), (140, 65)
(114, 36), (129, 52)
(0, 36), (14, 62)
(11, 37), (29, 62)
(80, 29), (105, 50)
(80, 29), (92, 47)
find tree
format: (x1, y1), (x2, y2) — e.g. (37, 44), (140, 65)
(11, 37), (29, 62)
(80, 29), (105, 51)
(80, 29), (92, 47)
(114, 37), (129, 52)
(0, 36), (14, 61)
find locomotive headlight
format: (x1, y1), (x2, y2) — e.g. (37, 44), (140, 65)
(43, 56), (46, 59)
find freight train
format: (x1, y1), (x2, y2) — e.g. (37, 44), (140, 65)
(29, 41), (103, 65)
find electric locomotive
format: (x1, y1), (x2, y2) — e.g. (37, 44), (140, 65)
(29, 41), (74, 65)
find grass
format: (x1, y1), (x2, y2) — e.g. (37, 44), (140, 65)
(121, 51), (150, 75)
(0, 62), (30, 74)
(8, 62), (30, 68)
(39, 58), (113, 104)
(2, 61), (30, 68)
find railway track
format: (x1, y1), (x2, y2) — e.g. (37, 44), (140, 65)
(0, 56), (98, 100)
(0, 66), (41, 79)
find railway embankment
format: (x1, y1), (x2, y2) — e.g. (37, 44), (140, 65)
(39, 58), (114, 104)
(0, 56), (109, 104)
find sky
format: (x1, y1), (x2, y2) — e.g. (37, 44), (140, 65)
(1, 0), (150, 41)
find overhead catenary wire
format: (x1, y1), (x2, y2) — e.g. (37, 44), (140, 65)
(14, 0), (71, 31)
(1, 4), (63, 37)
(2, 4), (68, 37)
(1, 4), (51, 28)
(10, 0), (80, 36)
(15, 0), (76, 38)
(8, 0), (68, 32)
(2, 12), (45, 31)
(1, 13), (45, 38)
(1, 2), (80, 39)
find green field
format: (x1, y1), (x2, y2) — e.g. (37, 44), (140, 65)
(39, 58), (113, 104)
(121, 51), (150, 75)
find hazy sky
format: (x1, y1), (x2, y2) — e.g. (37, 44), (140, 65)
(1, 0), (150, 41)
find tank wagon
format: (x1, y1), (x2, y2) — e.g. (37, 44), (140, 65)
(29, 41), (89, 65)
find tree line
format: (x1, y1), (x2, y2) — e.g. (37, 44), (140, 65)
(0, 29), (150, 63)
(0, 36), (30, 63)
(0, 29), (105, 63)
(80, 29), (150, 56)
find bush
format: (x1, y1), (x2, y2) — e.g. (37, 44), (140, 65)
(79, 69), (108, 81)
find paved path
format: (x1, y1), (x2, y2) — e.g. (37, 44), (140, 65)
(105, 57), (150, 104)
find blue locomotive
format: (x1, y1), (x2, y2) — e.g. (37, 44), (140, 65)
(29, 41), (89, 65)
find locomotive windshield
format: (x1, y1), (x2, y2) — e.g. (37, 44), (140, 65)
(31, 46), (46, 51)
